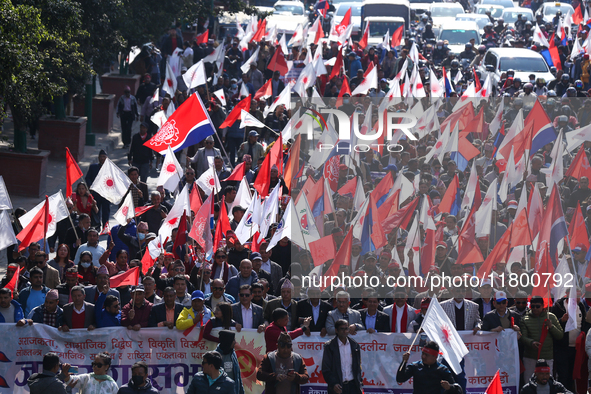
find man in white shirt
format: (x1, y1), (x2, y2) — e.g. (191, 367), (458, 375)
(231, 284), (266, 333)
(325, 291), (364, 335)
(321, 319), (363, 394)
(73, 229), (105, 267)
(384, 287), (416, 333)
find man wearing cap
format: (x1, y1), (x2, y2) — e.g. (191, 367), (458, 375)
(353, 253), (384, 280)
(482, 291), (522, 333)
(322, 319), (363, 394)
(61, 285), (95, 331)
(434, 242), (454, 277)
(258, 332), (309, 394)
(520, 359), (571, 394)
(24, 289), (64, 328)
(176, 290), (212, 331)
(265, 280), (299, 330)
(121, 284), (153, 330)
(326, 291), (364, 336)
(188, 135), (221, 177)
(384, 287), (416, 333)
(571, 243), (590, 285)
(396, 341), (462, 393)
(84, 265), (121, 305)
(117, 86), (139, 148)
(360, 291), (390, 333)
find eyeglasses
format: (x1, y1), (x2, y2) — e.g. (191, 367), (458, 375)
(515, 301), (527, 305)
(216, 255), (227, 259)
(92, 362), (106, 368)
(531, 304), (543, 309)
(239, 293), (251, 297)
(212, 287), (224, 291)
(174, 267), (185, 272)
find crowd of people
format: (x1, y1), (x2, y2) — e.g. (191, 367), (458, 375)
(7, 0), (591, 392)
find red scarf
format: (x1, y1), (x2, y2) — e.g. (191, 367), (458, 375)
(211, 262), (230, 284)
(392, 305), (408, 333)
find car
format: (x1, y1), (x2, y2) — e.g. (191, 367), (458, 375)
(364, 16), (406, 47)
(455, 13), (491, 34)
(475, 4), (504, 18)
(476, 0), (515, 9)
(500, 7), (534, 27)
(266, 1), (309, 36)
(478, 47), (555, 85)
(437, 21), (481, 55)
(409, 0), (443, 17)
(216, 12), (251, 41)
(535, 2), (575, 24)
(430, 3), (465, 32)
(334, 3), (362, 36)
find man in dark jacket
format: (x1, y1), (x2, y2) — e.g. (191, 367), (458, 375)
(128, 123), (154, 183)
(322, 319), (363, 394)
(296, 287), (332, 335)
(148, 287), (183, 328)
(117, 361), (159, 393)
(520, 359), (572, 394)
(360, 293), (390, 333)
(85, 151), (110, 227)
(396, 341), (462, 393)
(187, 351), (235, 394)
(117, 86), (139, 148)
(481, 291), (522, 332)
(27, 352), (70, 394)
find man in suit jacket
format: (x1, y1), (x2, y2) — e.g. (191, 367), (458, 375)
(148, 287), (184, 328)
(383, 288), (416, 333)
(440, 285), (482, 334)
(84, 265), (121, 305)
(264, 280), (298, 331)
(322, 319), (363, 394)
(481, 291), (522, 331)
(325, 291), (364, 335)
(61, 286), (96, 331)
(34, 251), (60, 289)
(296, 288), (332, 335)
(360, 294), (390, 333)
(231, 285), (266, 332)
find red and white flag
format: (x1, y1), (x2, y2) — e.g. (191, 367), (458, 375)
(183, 60), (207, 89)
(19, 191), (69, 238)
(241, 46), (260, 74)
(158, 184), (191, 240)
(157, 145), (184, 192)
(421, 297), (469, 374)
(90, 157), (132, 204)
(99, 222), (111, 236)
(189, 192), (214, 254)
(196, 167), (221, 196)
(264, 83), (291, 118)
(213, 89), (226, 106)
(163, 61), (178, 98)
(240, 110), (266, 129)
(114, 192), (135, 226)
(358, 21), (370, 49)
(17, 197), (49, 252)
(351, 62), (377, 95)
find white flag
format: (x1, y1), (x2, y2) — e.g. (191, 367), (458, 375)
(196, 167), (221, 196)
(158, 184), (191, 240)
(264, 83), (291, 118)
(239, 80), (250, 98)
(240, 109), (266, 129)
(279, 34), (288, 57)
(90, 157), (132, 204)
(565, 284), (578, 332)
(149, 88), (160, 105)
(532, 24), (550, 48)
(235, 191), (261, 244)
(183, 60), (207, 89)
(0, 176), (12, 210)
(421, 298), (469, 375)
(293, 62), (317, 98)
(163, 61), (178, 98)
(258, 184), (281, 242)
(241, 46), (260, 74)
(214, 89), (226, 106)
(113, 191), (135, 226)
(229, 176), (253, 215)
(157, 145), (184, 192)
(429, 68), (443, 98)
(351, 64), (377, 96)
(489, 98), (504, 137)
(19, 191), (69, 238)
(203, 38), (225, 64)
(542, 131), (564, 196)
(0, 210), (17, 251)
(293, 194), (320, 248)
(267, 199), (293, 249)
(475, 178), (497, 237)
(288, 24), (304, 47)
(147, 234), (167, 259)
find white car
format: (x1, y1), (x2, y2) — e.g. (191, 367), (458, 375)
(334, 3), (362, 36)
(535, 2), (575, 24)
(478, 48), (555, 85)
(410, 0), (442, 18)
(475, 4), (504, 19)
(475, 0), (514, 10)
(266, 1), (309, 35)
(437, 21), (481, 55)
(430, 3), (465, 32)
(455, 13), (490, 34)
(500, 7), (534, 27)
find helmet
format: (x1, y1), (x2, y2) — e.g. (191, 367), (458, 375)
(426, 23), (432, 28)
(514, 77), (522, 84)
(549, 66), (557, 74)
(497, 18), (504, 23)
(536, 77), (546, 84)
(546, 98), (556, 106)
(437, 40), (444, 47)
(478, 45), (486, 53)
(524, 83), (533, 90)
(575, 80), (584, 89)
(485, 22), (493, 29)
(422, 15), (428, 21)
(566, 87), (577, 96)
(507, 69), (515, 75)
(451, 59), (460, 68)
(465, 43), (472, 49)
(525, 21), (532, 26)
(558, 115), (568, 123)
(514, 98), (524, 106)
(547, 90), (557, 97)
(561, 105), (571, 114)
(561, 74), (570, 82)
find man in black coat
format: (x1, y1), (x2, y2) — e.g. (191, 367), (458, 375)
(481, 291), (522, 332)
(520, 359), (572, 394)
(296, 287), (332, 336)
(322, 319), (363, 394)
(85, 150), (110, 228)
(148, 287), (184, 328)
(128, 123), (154, 183)
(360, 293), (390, 333)
(231, 285), (266, 331)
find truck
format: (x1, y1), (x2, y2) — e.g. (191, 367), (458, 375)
(361, 0), (410, 47)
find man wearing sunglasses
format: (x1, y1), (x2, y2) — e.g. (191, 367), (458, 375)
(519, 296), (563, 380)
(481, 291), (522, 334)
(322, 319), (363, 394)
(508, 290), (530, 318)
(204, 279), (236, 311)
(257, 332), (309, 394)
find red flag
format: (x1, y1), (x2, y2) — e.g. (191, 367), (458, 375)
(65, 147), (83, 198)
(220, 95), (252, 129)
(391, 25), (404, 47)
(377, 189), (399, 219)
(5, 266), (19, 299)
(573, 5), (584, 25)
(141, 251), (155, 275)
(134, 205), (154, 217)
(421, 212), (437, 275)
(368, 193), (387, 250)
(509, 208), (533, 247)
(358, 22), (370, 49)
(190, 186), (202, 215)
(225, 162), (246, 182)
(336, 8), (352, 36)
(314, 19), (325, 45)
(566, 147), (591, 180)
(267, 46), (289, 76)
(322, 227), (353, 289)
(438, 175), (460, 215)
(336, 76), (351, 107)
(459, 136), (482, 162)
(213, 197), (232, 253)
(254, 78), (273, 100)
(309, 234), (336, 266)
(254, 154), (272, 198)
(323, 156), (340, 193)
(284, 134), (301, 191)
(459, 106), (485, 139)
(195, 30), (209, 45)
(251, 19), (267, 43)
(477, 222), (512, 278)
(549, 33), (562, 70)
(485, 370), (503, 394)
(440, 102), (475, 132)
(381, 196), (420, 233)
(473, 68), (481, 92)
(269, 134), (284, 175)
(456, 203), (484, 265)
(369, 172), (393, 202)
(329, 48), (344, 80)
(337, 176), (357, 197)
(16, 196), (48, 252)
(109, 266), (140, 288)
(569, 202), (590, 250)
(172, 211), (188, 260)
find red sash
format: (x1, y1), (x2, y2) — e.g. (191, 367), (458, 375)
(392, 305), (408, 333)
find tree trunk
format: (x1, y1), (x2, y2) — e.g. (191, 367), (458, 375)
(11, 107), (27, 153)
(54, 96), (66, 120)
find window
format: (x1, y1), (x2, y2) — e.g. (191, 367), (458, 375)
(337, 5), (362, 16)
(498, 57), (549, 72)
(484, 52), (497, 68)
(439, 29), (480, 44)
(274, 4), (304, 15)
(430, 6), (464, 17)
